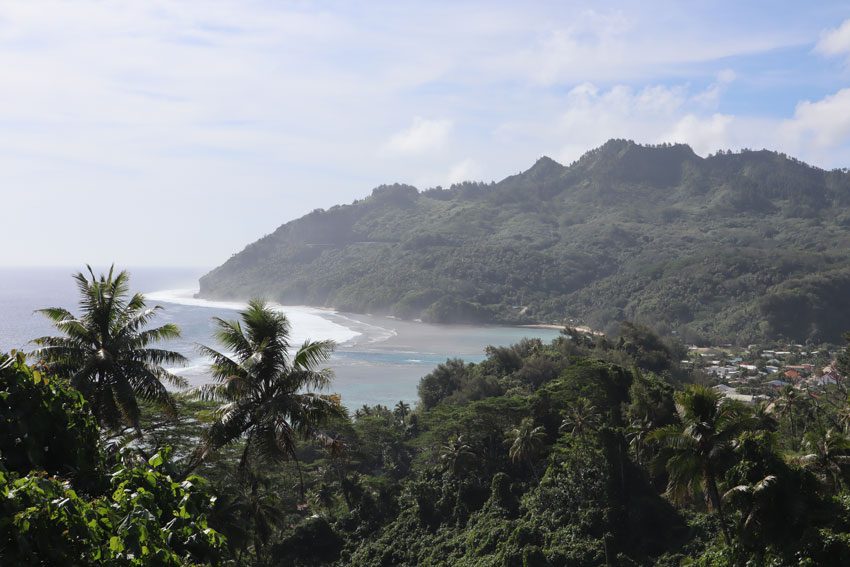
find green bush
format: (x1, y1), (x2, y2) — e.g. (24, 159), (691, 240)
(0, 352), (102, 492)
(0, 449), (226, 566)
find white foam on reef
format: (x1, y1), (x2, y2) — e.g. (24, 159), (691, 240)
(145, 288), (362, 346)
(328, 312), (398, 343)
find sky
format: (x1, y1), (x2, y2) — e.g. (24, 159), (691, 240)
(3, 1), (850, 267)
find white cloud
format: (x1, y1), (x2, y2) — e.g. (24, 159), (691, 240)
(446, 158), (481, 185)
(717, 69), (737, 83)
(511, 82), (850, 167)
(693, 69), (736, 108)
(382, 117), (453, 156)
(0, 0), (841, 265)
(664, 114), (735, 154)
(781, 88), (850, 148)
(816, 19), (850, 57)
(551, 82), (699, 163)
(497, 9), (796, 86)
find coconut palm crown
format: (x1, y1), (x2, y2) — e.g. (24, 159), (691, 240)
(650, 384), (758, 545)
(195, 299), (344, 474)
(31, 265), (187, 430)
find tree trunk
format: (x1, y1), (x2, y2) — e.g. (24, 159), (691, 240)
(618, 443), (625, 495)
(252, 478), (264, 564)
(292, 450), (306, 500)
(528, 456), (539, 482)
(789, 410), (798, 448)
(704, 467), (732, 546)
(238, 437), (252, 479)
(336, 464), (353, 510)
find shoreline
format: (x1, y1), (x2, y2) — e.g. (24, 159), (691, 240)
(195, 291), (596, 335)
(148, 291), (564, 408)
(189, 291), (591, 350)
(520, 323), (604, 336)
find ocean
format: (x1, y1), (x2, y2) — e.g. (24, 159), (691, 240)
(0, 267), (561, 409)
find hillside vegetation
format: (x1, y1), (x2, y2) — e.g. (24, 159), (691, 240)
(11, 324), (850, 565)
(11, 268), (850, 565)
(200, 140), (850, 344)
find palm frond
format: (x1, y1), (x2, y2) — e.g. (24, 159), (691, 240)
(35, 306), (75, 323)
(292, 339), (335, 371)
(119, 307), (164, 340)
(134, 347), (188, 367)
(288, 368), (335, 391)
(212, 318), (255, 360)
(193, 383), (231, 403)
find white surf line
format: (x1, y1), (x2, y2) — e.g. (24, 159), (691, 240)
(144, 288), (362, 345)
(323, 311), (399, 344)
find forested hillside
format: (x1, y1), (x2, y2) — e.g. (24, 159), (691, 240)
(200, 140), (850, 344)
(10, 323), (850, 565)
(9, 268), (850, 565)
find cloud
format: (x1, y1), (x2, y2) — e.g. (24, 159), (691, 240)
(781, 88), (850, 148)
(446, 158), (481, 185)
(716, 69), (737, 83)
(692, 69), (736, 108)
(664, 114), (735, 154)
(511, 81), (850, 167)
(0, 0), (845, 265)
(550, 82), (713, 163)
(816, 19), (850, 58)
(382, 117), (453, 156)
(495, 8), (797, 86)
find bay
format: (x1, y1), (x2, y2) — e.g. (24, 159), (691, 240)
(0, 267), (560, 409)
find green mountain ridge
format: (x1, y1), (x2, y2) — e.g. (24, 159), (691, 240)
(199, 139), (850, 344)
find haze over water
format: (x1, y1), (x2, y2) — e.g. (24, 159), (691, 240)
(0, 267), (559, 409)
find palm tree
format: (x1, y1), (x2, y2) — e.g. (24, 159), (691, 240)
(211, 472), (284, 563)
(309, 482), (338, 516)
(354, 405), (373, 419)
(751, 400), (778, 432)
(193, 299), (344, 491)
(650, 385), (757, 545)
(836, 406), (850, 435)
(31, 266), (186, 431)
(440, 435), (476, 477)
(560, 397), (601, 437)
(799, 427), (850, 492)
(317, 431), (353, 509)
(208, 483), (257, 561)
(508, 417), (547, 477)
(723, 475), (778, 548)
(626, 416), (653, 465)
(775, 385), (803, 444)
(394, 400), (411, 425)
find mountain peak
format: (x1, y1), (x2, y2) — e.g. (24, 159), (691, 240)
(522, 155), (566, 179)
(574, 139), (698, 186)
(591, 139), (696, 159)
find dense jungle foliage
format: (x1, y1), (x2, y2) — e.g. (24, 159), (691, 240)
(7, 268), (850, 565)
(200, 139), (850, 344)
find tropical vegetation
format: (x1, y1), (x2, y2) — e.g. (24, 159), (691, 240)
(5, 268), (850, 565)
(31, 266), (186, 431)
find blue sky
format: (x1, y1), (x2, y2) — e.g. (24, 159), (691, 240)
(2, 1), (850, 267)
